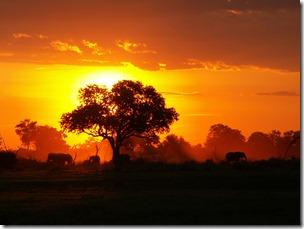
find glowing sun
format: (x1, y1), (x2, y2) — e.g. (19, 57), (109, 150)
(81, 71), (129, 89)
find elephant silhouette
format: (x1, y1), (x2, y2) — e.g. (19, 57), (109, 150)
(225, 151), (247, 162)
(47, 152), (73, 166)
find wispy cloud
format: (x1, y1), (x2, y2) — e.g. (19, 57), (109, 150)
(12, 33), (48, 40)
(50, 40), (82, 54)
(12, 33), (32, 39)
(79, 58), (122, 66)
(37, 34), (48, 40)
(184, 113), (218, 117)
(184, 59), (241, 71)
(79, 58), (107, 64)
(161, 91), (200, 96)
(82, 40), (108, 56)
(116, 40), (157, 54)
(158, 63), (167, 70)
(225, 9), (244, 16)
(256, 91), (299, 97)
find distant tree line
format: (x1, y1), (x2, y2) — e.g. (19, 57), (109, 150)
(15, 119), (69, 161)
(204, 124), (300, 161)
(12, 120), (300, 164)
(10, 80), (300, 164)
(114, 124), (300, 163)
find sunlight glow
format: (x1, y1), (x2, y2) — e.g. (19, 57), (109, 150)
(80, 71), (130, 89)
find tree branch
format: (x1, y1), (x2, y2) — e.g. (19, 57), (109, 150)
(83, 130), (100, 138)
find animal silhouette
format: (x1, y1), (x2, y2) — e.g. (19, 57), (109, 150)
(0, 151), (17, 169)
(225, 151), (247, 162)
(82, 144), (101, 168)
(47, 152), (73, 166)
(90, 143), (101, 165)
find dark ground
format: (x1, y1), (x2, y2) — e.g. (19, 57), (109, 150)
(0, 160), (300, 225)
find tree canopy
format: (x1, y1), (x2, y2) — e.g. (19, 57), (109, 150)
(15, 119), (37, 151)
(60, 80), (179, 164)
(15, 119), (69, 160)
(204, 123), (246, 160)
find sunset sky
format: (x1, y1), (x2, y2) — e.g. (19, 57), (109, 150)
(0, 0), (300, 148)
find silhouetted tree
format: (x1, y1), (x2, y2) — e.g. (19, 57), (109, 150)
(268, 130), (300, 158)
(15, 120), (69, 161)
(282, 130), (300, 158)
(191, 143), (206, 162)
(122, 134), (205, 163)
(269, 130), (281, 146)
(247, 132), (274, 159)
(0, 134), (7, 151)
(205, 123), (245, 160)
(121, 135), (158, 161)
(34, 125), (70, 161)
(157, 134), (194, 163)
(60, 80), (179, 166)
(15, 119), (37, 151)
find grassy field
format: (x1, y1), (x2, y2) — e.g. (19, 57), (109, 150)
(0, 160), (300, 225)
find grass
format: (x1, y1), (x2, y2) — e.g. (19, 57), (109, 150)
(0, 160), (300, 225)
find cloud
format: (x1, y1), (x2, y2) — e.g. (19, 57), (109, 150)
(224, 9), (244, 16)
(79, 58), (107, 64)
(183, 59), (241, 71)
(161, 91), (200, 96)
(82, 40), (108, 56)
(184, 113), (218, 117)
(37, 34), (48, 40)
(2, 1), (299, 72)
(82, 40), (97, 49)
(12, 33), (48, 40)
(256, 91), (299, 97)
(79, 58), (122, 66)
(116, 40), (157, 54)
(129, 60), (160, 71)
(50, 40), (82, 54)
(158, 63), (167, 70)
(12, 33), (32, 39)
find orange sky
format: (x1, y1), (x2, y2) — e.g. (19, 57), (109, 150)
(0, 0), (300, 148)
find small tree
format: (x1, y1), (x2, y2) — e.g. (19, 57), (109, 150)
(34, 125), (70, 161)
(15, 119), (37, 151)
(247, 131), (274, 159)
(204, 123), (246, 160)
(15, 120), (70, 160)
(60, 80), (179, 165)
(0, 134), (7, 151)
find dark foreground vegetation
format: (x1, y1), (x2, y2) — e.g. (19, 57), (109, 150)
(0, 159), (300, 225)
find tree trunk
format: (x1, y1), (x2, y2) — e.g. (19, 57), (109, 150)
(108, 137), (121, 169)
(112, 147), (120, 164)
(111, 144), (121, 170)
